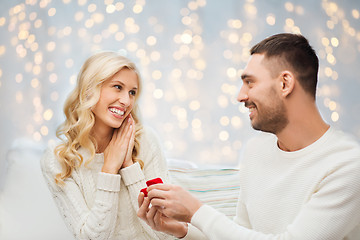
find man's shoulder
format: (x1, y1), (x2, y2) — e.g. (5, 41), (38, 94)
(246, 131), (276, 148)
(240, 132), (277, 160)
(316, 128), (360, 170)
(328, 128), (360, 155)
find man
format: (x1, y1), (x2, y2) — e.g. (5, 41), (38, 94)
(138, 33), (360, 239)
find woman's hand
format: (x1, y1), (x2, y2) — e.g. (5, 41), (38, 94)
(137, 192), (188, 238)
(102, 115), (135, 174)
(121, 114), (135, 169)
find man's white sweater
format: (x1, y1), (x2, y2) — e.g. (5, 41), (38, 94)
(186, 127), (360, 239)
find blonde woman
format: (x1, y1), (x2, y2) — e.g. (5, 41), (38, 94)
(41, 52), (173, 239)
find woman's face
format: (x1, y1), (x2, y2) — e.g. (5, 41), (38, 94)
(92, 68), (139, 133)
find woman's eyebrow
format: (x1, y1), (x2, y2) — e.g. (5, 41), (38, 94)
(112, 80), (138, 90)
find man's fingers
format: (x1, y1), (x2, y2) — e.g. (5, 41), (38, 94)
(150, 198), (167, 210)
(147, 188), (168, 202)
(147, 183), (173, 192)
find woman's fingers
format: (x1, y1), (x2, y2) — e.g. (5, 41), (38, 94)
(137, 193), (159, 230)
(146, 205), (158, 229)
(125, 119), (135, 159)
(137, 193), (150, 220)
(138, 192), (145, 208)
(111, 116), (133, 150)
(118, 114), (131, 134)
(153, 211), (165, 231)
(104, 115), (134, 173)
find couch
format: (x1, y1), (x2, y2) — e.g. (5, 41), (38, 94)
(0, 140), (240, 240)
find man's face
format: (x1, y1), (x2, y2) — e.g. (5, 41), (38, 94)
(237, 54), (288, 134)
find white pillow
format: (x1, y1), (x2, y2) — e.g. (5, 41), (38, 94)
(0, 139), (73, 240)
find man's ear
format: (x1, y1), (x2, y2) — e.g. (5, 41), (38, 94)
(279, 71), (295, 97)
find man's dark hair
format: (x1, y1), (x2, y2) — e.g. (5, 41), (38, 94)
(250, 33), (319, 98)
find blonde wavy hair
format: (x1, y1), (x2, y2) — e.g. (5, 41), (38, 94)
(54, 51), (144, 186)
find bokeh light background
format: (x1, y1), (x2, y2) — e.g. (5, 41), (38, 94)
(0, 0), (360, 175)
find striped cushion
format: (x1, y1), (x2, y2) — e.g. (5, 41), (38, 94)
(168, 163), (240, 219)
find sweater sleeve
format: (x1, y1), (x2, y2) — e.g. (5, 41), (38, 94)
(189, 159), (360, 240)
(182, 223), (208, 240)
(40, 146), (121, 240)
(233, 189), (251, 229)
(119, 126), (170, 197)
(181, 183), (250, 240)
(119, 126), (173, 240)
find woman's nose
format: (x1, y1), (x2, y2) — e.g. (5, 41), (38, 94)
(118, 92), (130, 106)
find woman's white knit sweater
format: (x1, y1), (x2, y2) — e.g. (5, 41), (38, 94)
(41, 127), (174, 240)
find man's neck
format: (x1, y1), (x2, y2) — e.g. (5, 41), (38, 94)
(275, 105), (329, 152)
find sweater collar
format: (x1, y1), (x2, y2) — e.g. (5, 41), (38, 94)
(275, 126), (334, 159)
(78, 146), (104, 164)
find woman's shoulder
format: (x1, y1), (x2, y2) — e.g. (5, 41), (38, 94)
(139, 125), (162, 145)
(40, 141), (62, 177)
(138, 125), (165, 155)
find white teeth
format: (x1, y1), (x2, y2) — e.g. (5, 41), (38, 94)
(109, 108), (125, 116)
(249, 108), (255, 112)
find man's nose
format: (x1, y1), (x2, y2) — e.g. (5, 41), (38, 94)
(237, 85), (248, 103)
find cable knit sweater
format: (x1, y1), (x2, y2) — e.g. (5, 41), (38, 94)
(41, 127), (174, 240)
(185, 127), (360, 239)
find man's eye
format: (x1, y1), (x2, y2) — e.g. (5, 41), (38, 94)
(129, 90), (136, 96)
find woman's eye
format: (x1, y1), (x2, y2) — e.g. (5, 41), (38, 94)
(114, 85), (122, 90)
(129, 90), (136, 96)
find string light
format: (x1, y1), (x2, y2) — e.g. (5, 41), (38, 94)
(0, 0), (359, 166)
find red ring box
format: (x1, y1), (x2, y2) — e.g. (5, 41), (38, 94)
(140, 188), (148, 197)
(146, 177), (163, 186)
(140, 178), (163, 197)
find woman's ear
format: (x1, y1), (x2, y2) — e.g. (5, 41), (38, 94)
(279, 71), (295, 97)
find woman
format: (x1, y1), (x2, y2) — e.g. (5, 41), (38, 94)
(41, 51), (173, 239)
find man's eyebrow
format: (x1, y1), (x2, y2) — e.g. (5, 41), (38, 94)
(241, 74), (251, 80)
